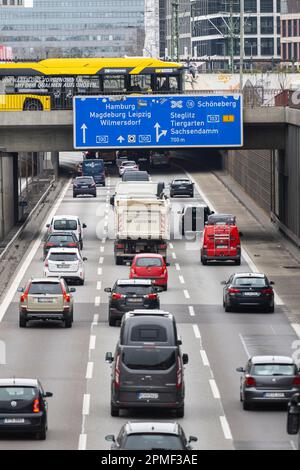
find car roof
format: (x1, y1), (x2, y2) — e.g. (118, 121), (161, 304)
(52, 215), (79, 221)
(47, 248), (80, 254)
(30, 277), (62, 283)
(125, 310), (173, 319)
(116, 279), (153, 286)
(134, 253), (163, 259)
(47, 232), (76, 236)
(251, 356), (294, 364)
(124, 421), (180, 435)
(234, 272), (265, 278)
(173, 178), (190, 181)
(122, 161), (136, 164)
(0, 378), (39, 387)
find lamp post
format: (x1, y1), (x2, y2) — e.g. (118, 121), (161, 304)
(240, 0), (244, 91)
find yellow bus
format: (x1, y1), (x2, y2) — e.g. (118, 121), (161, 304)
(0, 57), (184, 111)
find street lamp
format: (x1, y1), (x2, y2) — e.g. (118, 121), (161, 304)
(240, 0), (244, 91)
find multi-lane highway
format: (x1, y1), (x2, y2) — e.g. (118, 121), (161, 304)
(0, 155), (298, 450)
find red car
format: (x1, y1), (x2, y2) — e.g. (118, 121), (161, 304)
(130, 254), (168, 291)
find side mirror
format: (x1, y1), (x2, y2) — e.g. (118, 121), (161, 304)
(110, 195), (115, 206)
(177, 339), (182, 346)
(17, 287), (24, 293)
(189, 436), (198, 443)
(236, 367), (245, 373)
(166, 263), (170, 267)
(182, 353), (189, 365)
(83, 223), (87, 229)
(104, 288), (112, 293)
(105, 352), (113, 363)
(239, 231), (244, 237)
(221, 281), (227, 285)
(69, 288), (76, 293)
(83, 257), (88, 261)
(43, 392), (53, 398)
(105, 435), (116, 442)
(270, 281), (275, 285)
(211, 211), (215, 215)
(46, 224), (50, 228)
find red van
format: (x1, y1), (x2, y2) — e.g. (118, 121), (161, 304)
(201, 222), (241, 265)
(130, 254), (168, 291)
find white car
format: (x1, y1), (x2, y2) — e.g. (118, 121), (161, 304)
(46, 215), (87, 250)
(44, 248), (87, 285)
(119, 161), (139, 177)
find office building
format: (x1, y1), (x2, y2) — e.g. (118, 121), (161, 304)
(281, 0), (300, 65)
(0, 0), (145, 59)
(161, 0), (191, 60)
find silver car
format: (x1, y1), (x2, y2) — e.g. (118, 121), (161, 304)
(237, 356), (300, 410)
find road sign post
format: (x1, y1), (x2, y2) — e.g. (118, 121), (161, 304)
(73, 95), (243, 149)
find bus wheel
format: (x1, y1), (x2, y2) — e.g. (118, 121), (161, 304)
(23, 99), (43, 111)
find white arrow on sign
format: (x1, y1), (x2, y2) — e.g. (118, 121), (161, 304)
(81, 124), (88, 144)
(117, 136), (125, 143)
(154, 123), (167, 143)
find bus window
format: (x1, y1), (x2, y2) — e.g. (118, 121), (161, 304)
(156, 76), (169, 92)
(103, 75), (125, 92)
(130, 75), (152, 92)
(169, 76), (179, 91)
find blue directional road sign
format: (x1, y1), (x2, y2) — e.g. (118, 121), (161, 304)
(73, 94), (243, 149)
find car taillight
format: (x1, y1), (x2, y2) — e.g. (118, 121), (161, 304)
(228, 288), (241, 294)
(116, 244), (125, 249)
(61, 284), (71, 303)
(176, 357), (183, 390)
(33, 399), (40, 413)
(147, 293), (157, 300)
(292, 377), (300, 385)
(158, 244), (167, 250)
(46, 242), (55, 247)
(114, 354), (121, 389)
(112, 293), (124, 300)
(20, 282), (31, 303)
(67, 243), (77, 247)
(261, 288), (273, 295)
(44, 260), (49, 268)
(245, 376), (256, 387)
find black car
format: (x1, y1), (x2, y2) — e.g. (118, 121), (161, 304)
(43, 232), (80, 259)
(0, 378), (52, 440)
(104, 279), (160, 326)
(222, 272), (275, 312)
(73, 176), (96, 198)
(170, 178), (194, 198)
(287, 393), (300, 448)
(105, 421), (197, 450)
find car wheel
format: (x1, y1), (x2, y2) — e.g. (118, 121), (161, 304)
(108, 314), (116, 327)
(36, 424), (47, 440)
(115, 257), (122, 265)
(176, 405), (184, 418)
(73, 193), (77, 198)
(243, 401), (252, 411)
(111, 403), (119, 417)
(201, 258), (207, 265)
(225, 303), (232, 312)
(19, 314), (27, 328)
(190, 192), (194, 198)
(64, 315), (72, 328)
(79, 279), (84, 286)
(267, 305), (275, 313)
(163, 285), (168, 291)
(235, 258), (241, 266)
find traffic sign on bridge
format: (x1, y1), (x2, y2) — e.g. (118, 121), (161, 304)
(73, 95), (243, 149)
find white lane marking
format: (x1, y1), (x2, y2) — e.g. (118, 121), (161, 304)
(200, 350), (210, 367)
(78, 434), (87, 451)
(98, 267), (102, 276)
(99, 257), (104, 265)
(94, 296), (101, 307)
(209, 379), (221, 399)
(188, 306), (195, 316)
(239, 333), (251, 359)
(175, 263), (181, 271)
(220, 416), (233, 440)
(102, 237), (106, 244)
(0, 180), (71, 323)
(193, 324), (201, 339)
(291, 323), (300, 338)
(179, 275), (185, 284)
(82, 394), (90, 416)
(184, 289), (190, 299)
(92, 314), (99, 325)
(290, 440), (297, 451)
(100, 246), (105, 253)
(172, 252), (177, 260)
(169, 243), (174, 249)
(89, 335), (96, 350)
(86, 362), (94, 380)
(96, 281), (102, 290)
(185, 170), (286, 308)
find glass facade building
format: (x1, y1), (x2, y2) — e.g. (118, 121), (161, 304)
(0, 0), (145, 59)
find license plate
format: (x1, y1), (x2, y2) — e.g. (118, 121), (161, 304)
(128, 298), (141, 303)
(81, 185), (88, 188)
(264, 392), (285, 398)
(37, 298), (54, 303)
(138, 393), (159, 400)
(217, 245), (228, 249)
(179, 186), (187, 189)
(57, 264), (68, 269)
(4, 418), (25, 424)
(244, 292), (260, 296)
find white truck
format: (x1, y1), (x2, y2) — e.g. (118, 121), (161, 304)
(112, 182), (170, 265)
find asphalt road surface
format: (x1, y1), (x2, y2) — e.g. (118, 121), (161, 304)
(0, 154), (298, 450)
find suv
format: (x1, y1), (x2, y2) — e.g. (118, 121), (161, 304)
(0, 378), (53, 440)
(105, 310), (188, 418)
(104, 280), (160, 327)
(73, 176), (97, 198)
(170, 178), (194, 198)
(44, 248), (87, 285)
(46, 215), (87, 250)
(18, 278), (75, 328)
(105, 421), (197, 450)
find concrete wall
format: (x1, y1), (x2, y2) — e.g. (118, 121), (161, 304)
(0, 152), (17, 241)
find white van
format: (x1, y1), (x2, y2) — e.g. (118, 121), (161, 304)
(46, 215), (87, 250)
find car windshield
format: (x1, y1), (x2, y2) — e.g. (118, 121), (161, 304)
(122, 161), (136, 166)
(116, 285), (153, 295)
(48, 235), (75, 243)
(130, 325), (168, 343)
(174, 180), (190, 185)
(53, 220), (77, 231)
(28, 282), (62, 295)
(123, 434), (184, 450)
(76, 178), (93, 184)
(49, 253), (79, 262)
(234, 277), (267, 287)
(122, 348), (176, 370)
(136, 258), (162, 268)
(208, 215), (235, 225)
(0, 387), (37, 401)
(252, 364), (296, 376)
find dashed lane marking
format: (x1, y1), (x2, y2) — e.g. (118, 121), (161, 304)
(200, 350), (210, 367)
(99, 257), (104, 265)
(100, 246), (105, 253)
(92, 314), (99, 326)
(94, 297), (101, 307)
(175, 263), (181, 271)
(98, 268), (102, 276)
(188, 306), (195, 316)
(184, 290), (190, 300)
(78, 434), (87, 451)
(89, 335), (96, 350)
(172, 252), (177, 260)
(86, 362), (94, 380)
(209, 379), (221, 399)
(96, 281), (102, 290)
(193, 324), (201, 339)
(220, 416), (233, 440)
(179, 275), (185, 284)
(82, 394), (90, 416)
